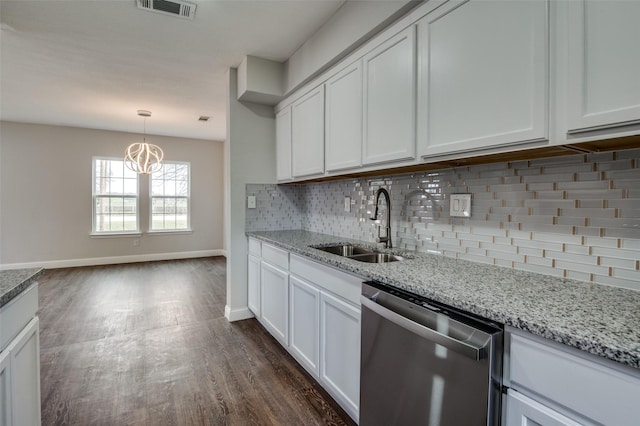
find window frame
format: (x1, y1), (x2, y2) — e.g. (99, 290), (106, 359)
(91, 156), (141, 236)
(148, 161), (192, 233)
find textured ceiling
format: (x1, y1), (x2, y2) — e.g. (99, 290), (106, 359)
(0, 0), (347, 141)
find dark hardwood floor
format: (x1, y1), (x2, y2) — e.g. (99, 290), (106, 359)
(38, 257), (356, 426)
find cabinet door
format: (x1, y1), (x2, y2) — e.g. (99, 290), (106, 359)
(417, 0), (548, 157)
(566, 0), (640, 133)
(0, 349), (11, 426)
(325, 61), (363, 171)
(247, 254), (261, 318)
(276, 107), (292, 181)
(260, 262), (289, 346)
(320, 292), (360, 421)
(9, 317), (40, 426)
(506, 390), (582, 426)
(291, 86), (325, 177)
(289, 276), (320, 377)
(363, 26), (416, 165)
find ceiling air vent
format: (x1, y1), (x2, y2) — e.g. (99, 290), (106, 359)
(136, 0), (196, 20)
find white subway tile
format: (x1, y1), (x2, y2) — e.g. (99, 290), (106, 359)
(591, 246), (639, 260)
(494, 258), (513, 268)
(611, 268), (640, 280)
(513, 238), (563, 252)
(544, 250), (597, 265)
(563, 243), (591, 255)
(513, 262), (564, 278)
(565, 270), (592, 282)
(593, 275), (640, 291)
(621, 239), (640, 250)
(458, 253), (494, 264)
(517, 246), (544, 257)
(532, 232), (583, 245)
(599, 257), (638, 270)
(525, 255), (554, 267)
(555, 260), (610, 276)
(507, 230), (532, 240)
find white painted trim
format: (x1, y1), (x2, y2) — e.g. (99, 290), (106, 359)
(0, 249), (224, 270)
(224, 305), (254, 322)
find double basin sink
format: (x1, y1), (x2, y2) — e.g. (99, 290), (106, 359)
(312, 244), (405, 263)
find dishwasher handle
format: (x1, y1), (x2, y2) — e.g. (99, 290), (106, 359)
(361, 295), (491, 361)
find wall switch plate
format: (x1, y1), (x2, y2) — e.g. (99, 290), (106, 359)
(247, 195), (256, 209)
(450, 194), (471, 217)
(344, 196), (351, 212)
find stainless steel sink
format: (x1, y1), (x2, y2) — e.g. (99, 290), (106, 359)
(348, 253), (404, 263)
(315, 244), (373, 257)
(312, 244), (404, 263)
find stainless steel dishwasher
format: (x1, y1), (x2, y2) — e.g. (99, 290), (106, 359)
(360, 281), (503, 426)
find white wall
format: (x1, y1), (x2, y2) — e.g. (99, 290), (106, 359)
(224, 68), (276, 321)
(284, 0), (418, 93)
(0, 121), (224, 268)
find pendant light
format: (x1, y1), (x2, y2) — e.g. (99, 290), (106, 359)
(124, 110), (164, 174)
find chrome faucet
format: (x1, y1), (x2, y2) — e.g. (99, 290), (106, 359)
(370, 188), (392, 248)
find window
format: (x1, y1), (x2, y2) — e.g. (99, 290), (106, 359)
(93, 158), (139, 233)
(150, 162), (190, 231)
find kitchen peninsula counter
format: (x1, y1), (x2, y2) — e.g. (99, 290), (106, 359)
(247, 230), (640, 370)
(0, 268), (44, 308)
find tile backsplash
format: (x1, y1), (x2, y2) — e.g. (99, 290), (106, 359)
(246, 149), (640, 291)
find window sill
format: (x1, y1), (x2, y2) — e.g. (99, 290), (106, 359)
(146, 229), (193, 236)
(90, 232), (142, 238)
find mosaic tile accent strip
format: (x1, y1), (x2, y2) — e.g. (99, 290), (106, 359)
(246, 148), (640, 290)
(245, 184), (304, 231)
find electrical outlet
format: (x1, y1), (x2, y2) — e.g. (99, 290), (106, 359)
(247, 195), (256, 209)
(450, 194), (471, 217)
(133, 239), (140, 247)
(344, 196), (351, 212)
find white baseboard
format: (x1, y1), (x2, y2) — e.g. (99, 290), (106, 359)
(0, 249), (225, 270)
(224, 305), (255, 322)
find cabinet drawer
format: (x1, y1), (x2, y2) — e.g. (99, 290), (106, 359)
(248, 238), (261, 256)
(261, 243), (289, 270)
(0, 283), (38, 351)
(509, 330), (640, 426)
(290, 254), (361, 305)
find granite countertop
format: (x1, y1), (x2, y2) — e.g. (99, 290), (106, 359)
(0, 268), (44, 308)
(247, 230), (640, 370)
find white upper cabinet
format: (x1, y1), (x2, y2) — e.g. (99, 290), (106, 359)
(363, 26), (416, 165)
(275, 107), (292, 181)
(291, 86), (325, 178)
(565, 0), (640, 134)
(325, 61), (363, 172)
(417, 0), (548, 158)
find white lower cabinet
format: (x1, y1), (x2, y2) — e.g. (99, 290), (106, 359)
(289, 276), (320, 377)
(247, 254), (261, 318)
(260, 261), (289, 346)
(0, 283), (41, 426)
(289, 254), (361, 422)
(5, 318), (40, 426)
(506, 389), (581, 426)
(0, 348), (11, 426)
(319, 291), (360, 421)
(505, 327), (640, 426)
(250, 245), (362, 423)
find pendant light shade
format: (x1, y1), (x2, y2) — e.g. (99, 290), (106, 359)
(125, 110), (164, 174)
